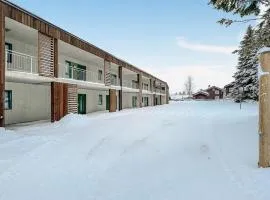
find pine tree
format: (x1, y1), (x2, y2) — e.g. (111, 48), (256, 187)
(257, 7), (270, 47)
(232, 25), (259, 101)
(208, 0), (264, 16)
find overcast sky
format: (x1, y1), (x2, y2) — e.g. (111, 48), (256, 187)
(10, 0), (252, 93)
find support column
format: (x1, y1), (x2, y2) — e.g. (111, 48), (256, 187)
(258, 50), (270, 168)
(153, 79), (156, 106)
(54, 38), (58, 78)
(0, 3), (5, 127)
(118, 66), (122, 111)
(137, 73), (142, 108)
(51, 82), (68, 122)
(166, 85), (169, 104)
(109, 89), (117, 112)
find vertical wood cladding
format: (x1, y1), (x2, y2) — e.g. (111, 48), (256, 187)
(67, 84), (78, 114)
(109, 89), (117, 112)
(53, 38), (58, 77)
(118, 66), (122, 111)
(51, 82), (68, 122)
(0, 2), (5, 126)
(51, 82), (60, 122)
(137, 73), (142, 108)
(38, 32), (55, 77)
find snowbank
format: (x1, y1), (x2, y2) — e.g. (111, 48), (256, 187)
(0, 101), (267, 200)
(55, 113), (91, 128)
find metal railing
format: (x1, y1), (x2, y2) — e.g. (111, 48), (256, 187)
(59, 63), (101, 83)
(122, 80), (139, 89)
(5, 50), (38, 74)
(110, 76), (120, 86)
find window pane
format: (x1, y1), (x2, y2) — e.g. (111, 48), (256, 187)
(4, 91), (12, 110)
(98, 70), (102, 80)
(98, 95), (103, 105)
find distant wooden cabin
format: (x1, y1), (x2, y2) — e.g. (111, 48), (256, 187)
(193, 85), (224, 100)
(205, 86), (223, 100)
(193, 91), (209, 100)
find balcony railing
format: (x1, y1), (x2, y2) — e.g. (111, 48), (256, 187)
(122, 80), (139, 89)
(59, 64), (101, 83)
(110, 75), (120, 86)
(111, 79), (120, 86)
(5, 50), (38, 74)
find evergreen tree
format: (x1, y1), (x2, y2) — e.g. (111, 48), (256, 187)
(208, 0), (264, 16)
(232, 25), (259, 101)
(257, 7), (270, 47)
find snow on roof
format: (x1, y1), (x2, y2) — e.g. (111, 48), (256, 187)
(193, 90), (209, 96)
(224, 82), (234, 88)
(207, 86), (223, 91)
(258, 47), (270, 54)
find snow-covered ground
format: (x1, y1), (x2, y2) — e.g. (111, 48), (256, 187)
(0, 101), (269, 200)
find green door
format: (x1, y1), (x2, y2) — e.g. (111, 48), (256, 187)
(78, 94), (86, 114)
(106, 95), (110, 110)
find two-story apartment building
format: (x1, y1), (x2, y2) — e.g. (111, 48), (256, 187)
(0, 0), (169, 126)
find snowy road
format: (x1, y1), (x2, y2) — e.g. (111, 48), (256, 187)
(0, 101), (269, 200)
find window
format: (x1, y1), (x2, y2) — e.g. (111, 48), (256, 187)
(98, 94), (103, 105)
(144, 97), (149, 106)
(5, 43), (12, 63)
(5, 90), (12, 110)
(143, 83), (149, 90)
(98, 70), (103, 81)
(132, 80), (138, 89)
(215, 90), (220, 95)
(110, 74), (117, 85)
(132, 96), (137, 108)
(65, 61), (86, 81)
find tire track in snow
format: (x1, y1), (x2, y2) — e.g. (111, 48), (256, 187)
(86, 136), (110, 160)
(208, 117), (260, 200)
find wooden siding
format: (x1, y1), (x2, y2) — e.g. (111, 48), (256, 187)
(51, 82), (68, 122)
(67, 84), (78, 114)
(0, 2), (5, 126)
(38, 32), (54, 77)
(54, 38), (58, 77)
(193, 93), (208, 100)
(118, 66), (122, 110)
(1, 0), (167, 86)
(205, 87), (223, 100)
(138, 73), (142, 108)
(109, 89), (117, 112)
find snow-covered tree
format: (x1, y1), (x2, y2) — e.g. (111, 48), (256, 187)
(257, 7), (270, 47)
(208, 0), (265, 16)
(232, 25), (259, 101)
(209, 0), (269, 26)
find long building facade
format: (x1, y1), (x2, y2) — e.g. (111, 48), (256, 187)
(0, 1), (169, 126)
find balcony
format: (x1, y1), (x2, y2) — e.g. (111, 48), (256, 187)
(122, 80), (139, 89)
(59, 63), (100, 83)
(110, 75), (120, 86)
(5, 50), (38, 74)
